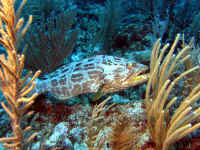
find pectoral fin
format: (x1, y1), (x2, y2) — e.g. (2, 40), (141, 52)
(93, 84), (104, 101)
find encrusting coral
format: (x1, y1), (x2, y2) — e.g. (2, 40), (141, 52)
(0, 0), (40, 149)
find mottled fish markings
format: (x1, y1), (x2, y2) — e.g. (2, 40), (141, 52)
(33, 55), (149, 100)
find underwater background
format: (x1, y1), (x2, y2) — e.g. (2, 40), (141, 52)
(0, 0), (200, 149)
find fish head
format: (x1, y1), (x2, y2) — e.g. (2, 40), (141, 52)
(102, 58), (149, 93)
(122, 61), (149, 87)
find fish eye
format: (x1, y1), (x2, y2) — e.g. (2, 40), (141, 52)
(132, 62), (138, 67)
(138, 66), (149, 75)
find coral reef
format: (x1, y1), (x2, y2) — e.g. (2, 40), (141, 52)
(0, 0), (200, 150)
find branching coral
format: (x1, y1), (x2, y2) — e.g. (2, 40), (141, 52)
(109, 113), (142, 150)
(94, 0), (124, 54)
(0, 0), (40, 149)
(86, 96), (114, 150)
(22, 7), (78, 74)
(145, 34), (200, 150)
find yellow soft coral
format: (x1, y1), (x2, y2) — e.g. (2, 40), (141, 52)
(145, 34), (200, 150)
(0, 0), (41, 149)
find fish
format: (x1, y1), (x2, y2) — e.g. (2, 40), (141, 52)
(32, 55), (149, 101)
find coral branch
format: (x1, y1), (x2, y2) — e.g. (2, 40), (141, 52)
(0, 0), (41, 149)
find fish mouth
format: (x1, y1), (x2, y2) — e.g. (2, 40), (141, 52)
(123, 65), (149, 86)
(136, 66), (149, 76)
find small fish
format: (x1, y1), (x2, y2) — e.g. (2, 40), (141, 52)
(32, 55), (149, 101)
